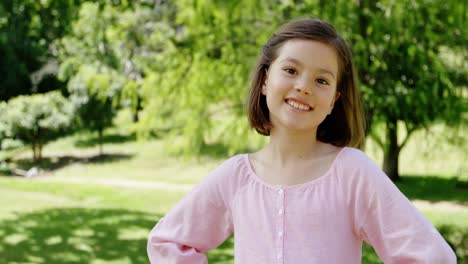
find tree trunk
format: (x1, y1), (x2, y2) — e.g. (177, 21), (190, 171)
(98, 128), (103, 156)
(383, 119), (400, 181)
(36, 128), (43, 162)
(38, 142), (43, 161)
(32, 141), (38, 161)
(132, 95), (141, 123)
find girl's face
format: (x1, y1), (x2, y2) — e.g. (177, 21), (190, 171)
(262, 39), (340, 135)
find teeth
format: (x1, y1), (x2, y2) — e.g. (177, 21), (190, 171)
(287, 100), (311, 111)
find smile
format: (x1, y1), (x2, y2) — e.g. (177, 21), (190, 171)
(285, 99), (312, 111)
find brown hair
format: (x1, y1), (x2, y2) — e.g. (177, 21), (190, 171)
(247, 18), (366, 148)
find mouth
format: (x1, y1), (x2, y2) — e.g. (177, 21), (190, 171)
(285, 99), (313, 111)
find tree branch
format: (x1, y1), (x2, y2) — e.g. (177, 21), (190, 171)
(369, 129), (385, 150)
(398, 125), (417, 152)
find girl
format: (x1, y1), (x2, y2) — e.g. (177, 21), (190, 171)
(147, 19), (456, 263)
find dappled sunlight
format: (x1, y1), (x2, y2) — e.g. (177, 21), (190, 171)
(0, 208), (158, 264)
(0, 207), (238, 264)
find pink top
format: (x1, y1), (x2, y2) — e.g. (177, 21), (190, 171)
(147, 147), (456, 263)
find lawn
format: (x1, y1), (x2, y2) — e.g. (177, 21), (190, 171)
(0, 130), (466, 263)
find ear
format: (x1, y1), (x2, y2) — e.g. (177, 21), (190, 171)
(328, 91), (341, 114)
(261, 70), (269, 95)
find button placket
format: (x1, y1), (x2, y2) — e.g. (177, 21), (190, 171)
(276, 187), (285, 264)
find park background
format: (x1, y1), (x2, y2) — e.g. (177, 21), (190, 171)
(0, 0), (466, 263)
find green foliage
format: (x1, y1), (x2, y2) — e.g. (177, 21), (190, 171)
(0, 102), (11, 150)
(57, 2), (179, 143)
(66, 66), (116, 154)
(350, 0), (466, 127)
(343, 0), (467, 179)
(438, 224), (468, 260)
(138, 0), (284, 154)
(49, 0), (467, 168)
(0, 0), (82, 100)
(4, 91), (74, 160)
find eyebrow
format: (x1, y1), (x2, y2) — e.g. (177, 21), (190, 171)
(279, 57), (336, 80)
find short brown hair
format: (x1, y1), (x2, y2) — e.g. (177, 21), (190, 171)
(247, 18), (365, 148)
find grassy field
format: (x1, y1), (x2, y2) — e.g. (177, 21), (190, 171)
(0, 130), (466, 263)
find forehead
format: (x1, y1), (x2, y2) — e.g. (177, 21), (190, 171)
(274, 39), (339, 74)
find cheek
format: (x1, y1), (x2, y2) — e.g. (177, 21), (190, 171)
(267, 77), (291, 96)
(317, 89), (338, 106)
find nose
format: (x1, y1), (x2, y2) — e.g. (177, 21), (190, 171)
(295, 87), (310, 95)
(294, 77), (312, 95)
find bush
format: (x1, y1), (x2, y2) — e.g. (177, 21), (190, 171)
(438, 224), (468, 261)
(4, 91), (74, 161)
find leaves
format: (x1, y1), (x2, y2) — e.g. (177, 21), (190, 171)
(4, 0), (464, 159)
(2, 91), (74, 159)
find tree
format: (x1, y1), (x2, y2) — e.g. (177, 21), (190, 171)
(57, 2), (168, 147)
(52, 0), (466, 179)
(0, 102), (11, 151)
(57, 2), (134, 154)
(138, 0), (284, 154)
(148, 0), (466, 177)
(349, 0), (467, 181)
(5, 92), (74, 161)
(0, 0), (83, 101)
(67, 66), (116, 155)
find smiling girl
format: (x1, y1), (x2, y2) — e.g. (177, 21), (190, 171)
(147, 18), (456, 264)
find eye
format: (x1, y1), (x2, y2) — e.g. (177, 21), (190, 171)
(316, 78), (330, 85)
(283, 67), (298, 75)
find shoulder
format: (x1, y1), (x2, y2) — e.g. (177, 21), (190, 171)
(202, 154), (249, 189)
(334, 147), (390, 189)
(207, 154), (246, 179)
(334, 148), (403, 214)
(338, 147), (373, 162)
(337, 147), (380, 172)
(196, 154), (250, 207)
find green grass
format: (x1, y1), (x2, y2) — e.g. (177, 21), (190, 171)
(0, 207), (157, 264)
(0, 129), (467, 263)
(6, 134), (220, 185)
(396, 175), (467, 204)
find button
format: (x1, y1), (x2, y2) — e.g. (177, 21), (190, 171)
(278, 231), (283, 237)
(277, 252), (282, 259)
(278, 208), (283, 215)
(278, 188), (284, 195)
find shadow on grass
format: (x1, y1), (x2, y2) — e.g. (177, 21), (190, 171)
(74, 133), (136, 148)
(0, 207), (236, 264)
(396, 175), (468, 204)
(0, 208), (157, 264)
(0, 207), (465, 263)
(11, 153), (133, 173)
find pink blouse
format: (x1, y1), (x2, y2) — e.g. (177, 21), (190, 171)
(147, 147), (456, 263)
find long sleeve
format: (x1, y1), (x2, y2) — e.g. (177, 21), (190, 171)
(147, 159), (235, 263)
(349, 150), (457, 263)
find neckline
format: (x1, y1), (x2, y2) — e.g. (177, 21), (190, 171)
(243, 147), (347, 190)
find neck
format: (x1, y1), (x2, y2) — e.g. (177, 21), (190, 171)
(264, 127), (322, 165)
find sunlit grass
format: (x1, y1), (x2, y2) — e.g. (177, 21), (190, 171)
(0, 177), (186, 214)
(0, 126), (466, 263)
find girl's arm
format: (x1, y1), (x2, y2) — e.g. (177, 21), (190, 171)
(348, 150), (457, 263)
(147, 160), (234, 263)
